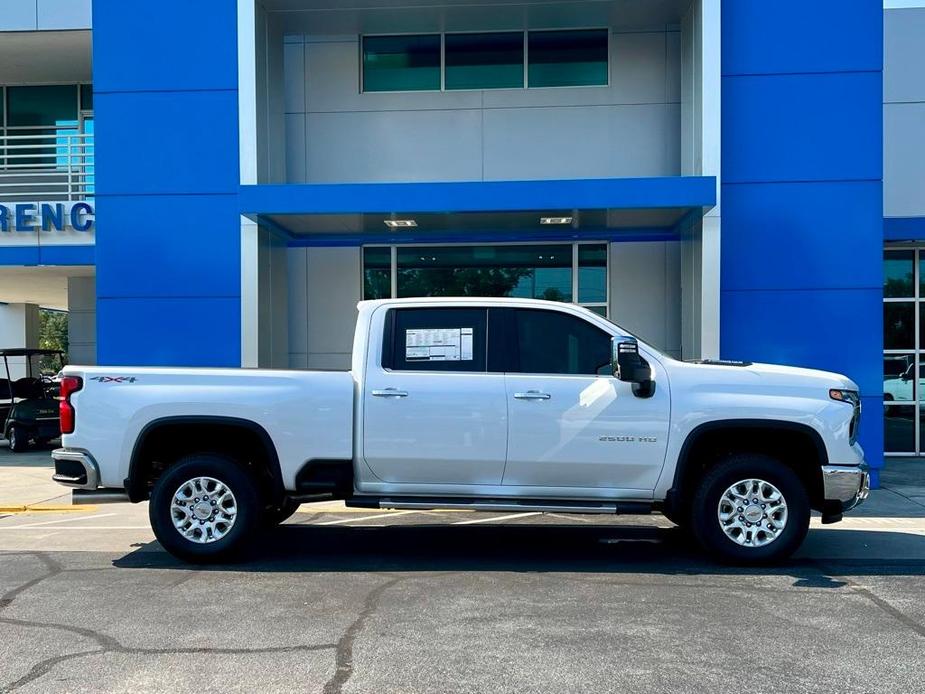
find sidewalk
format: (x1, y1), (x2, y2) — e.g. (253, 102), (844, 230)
(1, 443), (924, 519)
(0, 446), (72, 510)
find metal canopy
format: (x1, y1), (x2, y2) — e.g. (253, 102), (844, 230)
(241, 176), (717, 244)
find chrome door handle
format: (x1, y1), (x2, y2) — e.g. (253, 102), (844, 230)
(514, 390), (551, 400)
(372, 388), (409, 398)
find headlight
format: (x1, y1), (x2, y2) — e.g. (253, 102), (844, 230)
(829, 389), (860, 406)
(829, 389), (861, 445)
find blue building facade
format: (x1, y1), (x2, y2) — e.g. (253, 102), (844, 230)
(0, 0), (894, 484)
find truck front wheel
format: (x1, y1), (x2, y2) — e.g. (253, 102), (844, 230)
(149, 454), (260, 563)
(690, 454), (810, 564)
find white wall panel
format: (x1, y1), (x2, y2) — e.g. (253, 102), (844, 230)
(0, 1), (38, 31)
(284, 113), (307, 183)
(884, 8), (925, 104)
(288, 247), (362, 370)
(609, 241), (682, 357)
(37, 0), (91, 30)
(884, 103), (925, 218)
(283, 41), (305, 113)
(67, 276), (96, 366)
(306, 110), (484, 182)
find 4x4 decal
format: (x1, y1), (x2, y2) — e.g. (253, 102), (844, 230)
(89, 376), (138, 383)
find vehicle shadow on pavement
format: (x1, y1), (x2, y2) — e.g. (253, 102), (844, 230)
(112, 523), (925, 579)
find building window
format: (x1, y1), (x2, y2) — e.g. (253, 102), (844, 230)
(363, 247), (392, 300)
(0, 84), (91, 175)
(527, 29), (609, 88)
(883, 247), (925, 455)
(445, 32), (524, 90)
(362, 35), (441, 92)
(360, 30), (608, 93)
(363, 242), (608, 315)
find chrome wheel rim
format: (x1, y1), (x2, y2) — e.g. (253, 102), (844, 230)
(170, 476), (237, 544)
(717, 478), (788, 548)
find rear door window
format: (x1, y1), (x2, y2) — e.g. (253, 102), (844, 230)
(383, 308), (487, 372)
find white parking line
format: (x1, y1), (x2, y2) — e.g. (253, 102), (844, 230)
(8, 512), (118, 529)
(0, 525), (150, 531)
(316, 510), (419, 526)
(452, 512), (540, 526)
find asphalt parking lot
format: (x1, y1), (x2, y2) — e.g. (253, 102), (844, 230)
(2, 448), (925, 693)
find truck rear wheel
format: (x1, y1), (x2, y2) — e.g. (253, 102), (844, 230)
(690, 454), (810, 564)
(149, 454), (260, 563)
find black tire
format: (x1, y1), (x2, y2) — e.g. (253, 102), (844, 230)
(8, 425), (29, 452)
(690, 454), (810, 565)
(262, 497), (301, 527)
(149, 454), (261, 563)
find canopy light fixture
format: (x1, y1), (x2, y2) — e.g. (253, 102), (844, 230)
(384, 219), (417, 228)
(540, 216), (573, 225)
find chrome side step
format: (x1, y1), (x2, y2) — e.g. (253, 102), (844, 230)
(349, 497), (653, 515)
(72, 489), (130, 505)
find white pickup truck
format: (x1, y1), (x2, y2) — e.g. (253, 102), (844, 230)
(52, 297), (868, 564)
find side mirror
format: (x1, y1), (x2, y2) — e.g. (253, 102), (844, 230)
(612, 337), (655, 398)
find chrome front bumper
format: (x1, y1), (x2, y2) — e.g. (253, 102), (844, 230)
(822, 464), (870, 515)
(51, 448), (100, 490)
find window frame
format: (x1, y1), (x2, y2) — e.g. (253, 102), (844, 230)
(360, 33), (443, 94)
(884, 244), (923, 456)
(526, 28), (611, 89)
(361, 240), (609, 316)
(359, 28), (609, 94)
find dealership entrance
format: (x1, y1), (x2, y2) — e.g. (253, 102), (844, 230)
(239, 178), (717, 370)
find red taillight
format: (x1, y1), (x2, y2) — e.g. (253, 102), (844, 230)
(59, 376), (83, 434)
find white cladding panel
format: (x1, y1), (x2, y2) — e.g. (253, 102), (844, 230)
(884, 8), (925, 218)
(288, 246), (361, 370)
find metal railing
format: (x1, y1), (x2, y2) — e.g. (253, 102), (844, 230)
(0, 131), (94, 202)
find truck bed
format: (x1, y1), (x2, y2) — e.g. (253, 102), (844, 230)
(60, 366), (355, 490)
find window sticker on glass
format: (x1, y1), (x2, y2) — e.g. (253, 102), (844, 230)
(406, 328), (474, 362)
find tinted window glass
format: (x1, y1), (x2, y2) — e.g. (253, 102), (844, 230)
(528, 29), (608, 88)
(884, 354), (915, 402)
(884, 250), (914, 298)
(885, 406), (915, 452)
(363, 247), (391, 300)
(6, 85), (77, 126)
(885, 303), (914, 350)
(396, 245), (572, 301)
(445, 32), (524, 90)
(387, 308), (487, 372)
(513, 309), (610, 375)
(363, 35), (441, 92)
(578, 243), (607, 303)
(80, 84), (93, 111)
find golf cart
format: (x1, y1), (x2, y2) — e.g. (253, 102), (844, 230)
(0, 348), (66, 452)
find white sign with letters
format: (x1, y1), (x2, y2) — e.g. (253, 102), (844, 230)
(406, 328), (474, 362)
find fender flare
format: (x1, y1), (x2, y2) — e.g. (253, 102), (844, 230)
(126, 415), (284, 503)
(667, 418), (828, 506)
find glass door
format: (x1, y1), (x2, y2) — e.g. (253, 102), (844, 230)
(884, 247), (922, 455)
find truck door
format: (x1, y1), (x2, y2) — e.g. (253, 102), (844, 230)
(362, 306), (508, 485)
(501, 307), (670, 493)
